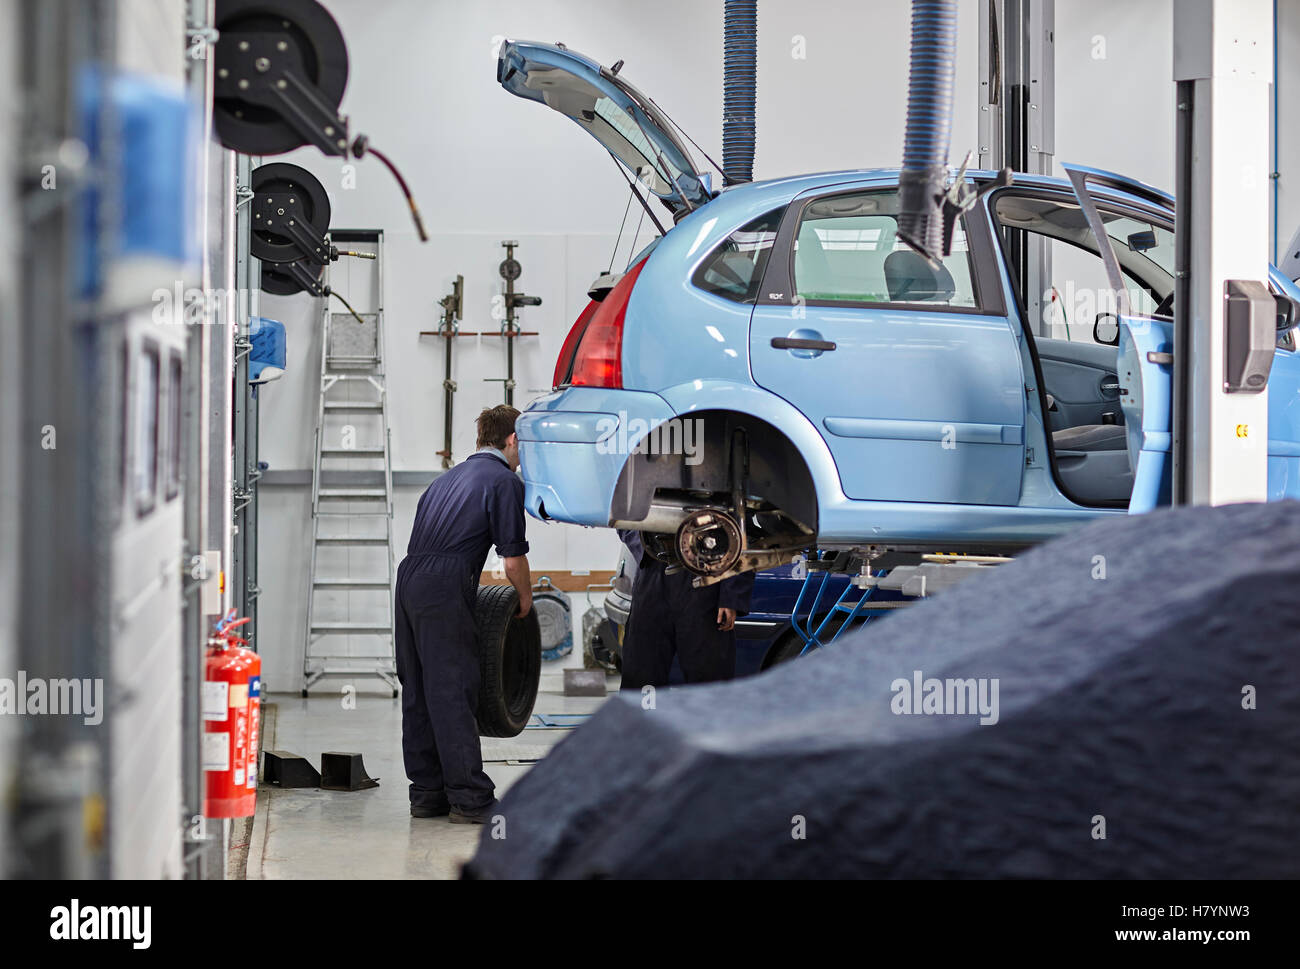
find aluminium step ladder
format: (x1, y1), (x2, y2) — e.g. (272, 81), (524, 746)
(302, 229), (399, 696)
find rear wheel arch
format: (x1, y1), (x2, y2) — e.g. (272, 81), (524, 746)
(608, 408), (819, 535)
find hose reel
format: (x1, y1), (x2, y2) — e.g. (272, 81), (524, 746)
(213, 0), (428, 240)
(251, 163), (372, 317)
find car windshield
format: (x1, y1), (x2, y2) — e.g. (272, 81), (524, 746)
(994, 192), (1177, 340)
(995, 193), (1173, 299)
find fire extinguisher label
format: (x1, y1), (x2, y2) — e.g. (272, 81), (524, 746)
(202, 682), (228, 721)
(202, 732), (229, 771)
(229, 683), (248, 708)
(234, 768), (245, 785)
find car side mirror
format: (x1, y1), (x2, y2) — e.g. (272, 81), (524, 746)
(1094, 313), (1121, 346)
(1275, 292), (1299, 331)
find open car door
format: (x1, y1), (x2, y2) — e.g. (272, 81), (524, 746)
(1062, 164), (1173, 513)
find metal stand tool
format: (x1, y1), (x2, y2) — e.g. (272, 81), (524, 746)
(483, 241), (541, 406)
(418, 275), (478, 468)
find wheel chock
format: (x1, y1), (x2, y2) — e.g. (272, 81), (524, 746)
(263, 750), (321, 788)
(319, 751), (380, 791)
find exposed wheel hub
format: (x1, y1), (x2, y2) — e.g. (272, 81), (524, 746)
(675, 509), (742, 576)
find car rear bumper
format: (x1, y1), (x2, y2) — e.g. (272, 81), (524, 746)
(516, 387), (676, 526)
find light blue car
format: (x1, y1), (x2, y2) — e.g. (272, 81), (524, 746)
(499, 40), (1300, 579)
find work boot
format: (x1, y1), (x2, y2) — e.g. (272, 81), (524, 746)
(410, 794), (450, 818)
(448, 799), (499, 825)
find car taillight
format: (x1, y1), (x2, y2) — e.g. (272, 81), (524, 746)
(570, 260), (645, 389)
(553, 300), (598, 389)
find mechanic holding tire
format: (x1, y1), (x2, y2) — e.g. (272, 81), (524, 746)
(617, 530), (755, 690)
(395, 405), (532, 823)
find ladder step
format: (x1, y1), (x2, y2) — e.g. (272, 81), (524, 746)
(313, 579), (391, 589)
(315, 511), (390, 518)
(315, 537), (390, 546)
(311, 622), (393, 635)
(320, 448), (385, 457)
(318, 489), (387, 499)
(323, 402), (383, 412)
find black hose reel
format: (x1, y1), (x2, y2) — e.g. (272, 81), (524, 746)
(251, 162), (331, 296)
(213, 0), (428, 241)
(251, 162), (374, 309)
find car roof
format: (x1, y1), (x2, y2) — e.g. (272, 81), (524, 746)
(716, 167), (1174, 209)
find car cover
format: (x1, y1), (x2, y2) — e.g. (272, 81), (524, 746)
(465, 499), (1300, 878)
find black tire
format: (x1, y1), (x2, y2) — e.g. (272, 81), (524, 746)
(475, 585), (542, 737)
(762, 615), (873, 670)
(762, 630), (809, 670)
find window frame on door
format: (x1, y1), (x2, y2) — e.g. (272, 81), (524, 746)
(988, 186), (1177, 341)
(755, 182), (1008, 317)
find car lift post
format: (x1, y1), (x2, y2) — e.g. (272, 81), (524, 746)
(1173, 0), (1273, 504)
(418, 275), (477, 469)
(484, 241), (541, 406)
(979, 0), (1055, 336)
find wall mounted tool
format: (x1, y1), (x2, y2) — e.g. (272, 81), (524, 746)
(482, 241), (541, 406)
(418, 275), (478, 468)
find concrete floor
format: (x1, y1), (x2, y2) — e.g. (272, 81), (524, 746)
(248, 656), (618, 879)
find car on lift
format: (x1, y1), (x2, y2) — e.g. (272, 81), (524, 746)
(499, 39), (1300, 582)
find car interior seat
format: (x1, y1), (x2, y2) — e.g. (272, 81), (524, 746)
(1050, 416), (1133, 506)
(794, 222), (836, 296)
(883, 249), (957, 303)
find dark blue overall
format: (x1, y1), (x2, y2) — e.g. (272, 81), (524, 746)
(395, 450), (528, 812)
(617, 530), (756, 690)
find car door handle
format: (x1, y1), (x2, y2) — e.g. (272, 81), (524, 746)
(771, 337), (836, 351)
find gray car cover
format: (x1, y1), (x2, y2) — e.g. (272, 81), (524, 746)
(465, 500), (1300, 879)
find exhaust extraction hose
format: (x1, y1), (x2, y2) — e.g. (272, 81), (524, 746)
(722, 0), (757, 184)
(897, 0), (959, 260)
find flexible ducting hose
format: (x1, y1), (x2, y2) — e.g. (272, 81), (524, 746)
(897, 0), (958, 259)
(723, 0), (757, 184)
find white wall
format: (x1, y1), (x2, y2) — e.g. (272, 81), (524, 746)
(1053, 0), (1174, 188)
(254, 0), (1299, 690)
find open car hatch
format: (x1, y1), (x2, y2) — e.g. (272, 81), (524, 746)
(497, 39), (714, 216)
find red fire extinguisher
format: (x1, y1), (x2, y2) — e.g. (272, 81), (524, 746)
(203, 613), (256, 818)
(244, 644), (262, 796)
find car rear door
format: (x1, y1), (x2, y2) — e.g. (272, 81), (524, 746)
(748, 179), (1026, 505)
(1061, 164), (1175, 513)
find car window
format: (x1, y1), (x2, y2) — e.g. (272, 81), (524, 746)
(994, 193), (1173, 343)
(791, 189), (978, 308)
(692, 208), (782, 303)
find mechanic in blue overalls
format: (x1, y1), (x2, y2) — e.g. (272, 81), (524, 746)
(616, 530), (755, 690)
(395, 405), (532, 823)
